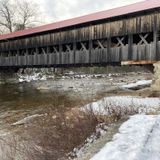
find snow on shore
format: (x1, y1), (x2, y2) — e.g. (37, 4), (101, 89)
(83, 96), (160, 115)
(121, 80), (152, 89)
(91, 115), (160, 160)
(18, 73), (47, 82)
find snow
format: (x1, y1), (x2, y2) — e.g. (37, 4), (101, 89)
(121, 80), (152, 89)
(62, 74), (108, 79)
(18, 73), (47, 82)
(91, 115), (160, 160)
(83, 96), (160, 115)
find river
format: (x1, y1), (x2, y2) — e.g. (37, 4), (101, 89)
(0, 70), (153, 160)
(0, 77), (115, 160)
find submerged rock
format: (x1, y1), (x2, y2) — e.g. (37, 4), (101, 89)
(12, 114), (43, 126)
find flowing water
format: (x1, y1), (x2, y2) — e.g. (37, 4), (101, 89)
(0, 70), (153, 160)
(0, 78), (114, 160)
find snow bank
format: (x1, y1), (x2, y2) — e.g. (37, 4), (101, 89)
(91, 115), (160, 160)
(121, 80), (152, 89)
(83, 96), (160, 115)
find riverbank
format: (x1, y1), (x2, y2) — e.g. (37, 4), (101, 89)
(0, 66), (157, 159)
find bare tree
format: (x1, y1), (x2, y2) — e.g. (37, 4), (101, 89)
(0, 0), (41, 33)
(0, 0), (14, 33)
(15, 0), (40, 31)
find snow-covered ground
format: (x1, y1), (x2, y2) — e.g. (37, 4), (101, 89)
(83, 96), (160, 115)
(71, 95), (160, 159)
(91, 115), (160, 160)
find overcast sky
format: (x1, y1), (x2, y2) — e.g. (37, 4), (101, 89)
(37, 0), (144, 23)
(30, 0), (144, 24)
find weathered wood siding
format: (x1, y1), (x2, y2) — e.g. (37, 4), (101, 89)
(0, 42), (159, 67)
(0, 12), (159, 52)
(0, 10), (160, 67)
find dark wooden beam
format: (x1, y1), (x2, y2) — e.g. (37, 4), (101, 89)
(128, 34), (133, 60)
(154, 15), (158, 60)
(36, 48), (39, 54)
(154, 31), (158, 60)
(107, 37), (111, 62)
(59, 44), (62, 64)
(73, 42), (76, 65)
(89, 40), (93, 64)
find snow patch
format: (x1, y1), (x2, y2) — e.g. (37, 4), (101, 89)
(121, 80), (152, 89)
(18, 73), (47, 83)
(91, 115), (160, 160)
(83, 96), (160, 115)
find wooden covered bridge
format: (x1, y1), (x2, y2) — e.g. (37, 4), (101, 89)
(0, 0), (160, 68)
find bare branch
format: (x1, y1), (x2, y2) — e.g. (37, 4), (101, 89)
(14, 0), (41, 31)
(0, 0), (14, 32)
(0, 0), (41, 33)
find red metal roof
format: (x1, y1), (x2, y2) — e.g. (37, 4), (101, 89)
(0, 0), (160, 41)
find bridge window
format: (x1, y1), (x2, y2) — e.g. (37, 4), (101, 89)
(62, 43), (73, 52)
(157, 31), (160, 41)
(49, 46), (54, 53)
(2, 52), (9, 57)
(19, 50), (25, 56)
(28, 48), (36, 55)
(76, 41), (89, 51)
(111, 36), (128, 47)
(133, 32), (153, 45)
(38, 47), (47, 54)
(11, 51), (17, 56)
(93, 39), (107, 49)
(51, 45), (59, 54)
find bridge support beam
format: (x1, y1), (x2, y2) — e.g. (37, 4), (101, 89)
(59, 44), (62, 64)
(128, 34), (133, 60)
(89, 40), (93, 64)
(107, 37), (111, 61)
(73, 42), (76, 65)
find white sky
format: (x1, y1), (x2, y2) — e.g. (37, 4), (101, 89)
(35, 0), (144, 24)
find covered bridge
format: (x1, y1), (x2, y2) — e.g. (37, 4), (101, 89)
(0, 0), (160, 68)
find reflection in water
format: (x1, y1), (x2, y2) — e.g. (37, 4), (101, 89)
(0, 82), (76, 110)
(0, 82), (98, 160)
